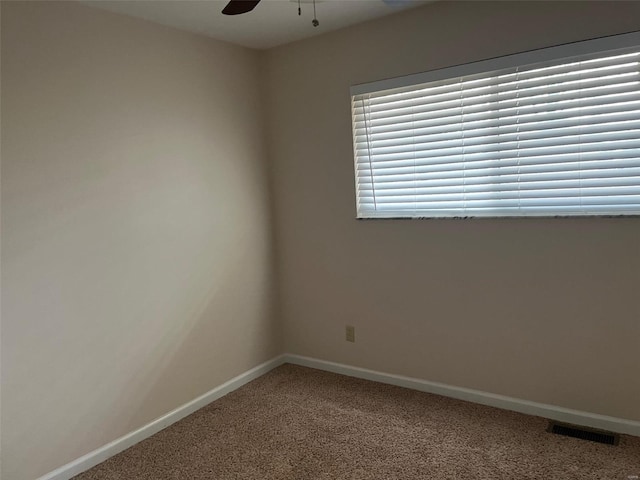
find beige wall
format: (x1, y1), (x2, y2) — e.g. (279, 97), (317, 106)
(0, 2), (3, 477)
(266, 1), (640, 423)
(1, 2), (279, 479)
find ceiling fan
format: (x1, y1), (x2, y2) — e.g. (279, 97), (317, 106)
(222, 0), (322, 26)
(221, 0), (406, 16)
(222, 0), (415, 27)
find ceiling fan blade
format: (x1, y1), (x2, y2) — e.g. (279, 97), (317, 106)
(222, 0), (261, 15)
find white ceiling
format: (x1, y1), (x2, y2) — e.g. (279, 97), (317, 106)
(83, 0), (431, 50)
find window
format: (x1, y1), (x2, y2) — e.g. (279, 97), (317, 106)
(351, 32), (640, 218)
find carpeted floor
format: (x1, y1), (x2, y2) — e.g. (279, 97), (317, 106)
(74, 364), (640, 479)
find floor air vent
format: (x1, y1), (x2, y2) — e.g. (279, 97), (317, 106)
(548, 421), (619, 445)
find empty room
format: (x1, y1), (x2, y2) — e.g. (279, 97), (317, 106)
(1, 1), (640, 479)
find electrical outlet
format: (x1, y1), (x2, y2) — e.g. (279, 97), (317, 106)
(346, 325), (355, 342)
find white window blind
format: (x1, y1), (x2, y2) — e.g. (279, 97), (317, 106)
(351, 32), (640, 218)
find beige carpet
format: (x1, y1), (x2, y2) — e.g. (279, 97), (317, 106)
(74, 364), (640, 479)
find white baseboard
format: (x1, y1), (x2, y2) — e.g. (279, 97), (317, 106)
(284, 354), (640, 437)
(37, 354), (287, 480)
(38, 352), (640, 480)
